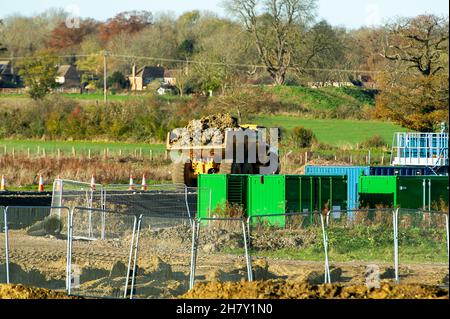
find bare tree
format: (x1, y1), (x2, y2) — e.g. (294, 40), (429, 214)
(382, 15), (449, 76)
(375, 15), (449, 132)
(224, 0), (317, 85)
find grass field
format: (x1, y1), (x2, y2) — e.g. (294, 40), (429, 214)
(0, 139), (166, 156)
(252, 115), (408, 147)
(0, 116), (407, 153)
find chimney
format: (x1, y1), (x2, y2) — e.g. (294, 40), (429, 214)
(132, 64), (136, 78)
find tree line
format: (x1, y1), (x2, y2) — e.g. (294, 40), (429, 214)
(0, 1), (448, 132)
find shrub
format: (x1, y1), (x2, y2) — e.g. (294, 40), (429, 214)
(360, 135), (386, 149)
(290, 126), (316, 148)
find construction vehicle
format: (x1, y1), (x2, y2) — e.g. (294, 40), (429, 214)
(166, 118), (281, 187)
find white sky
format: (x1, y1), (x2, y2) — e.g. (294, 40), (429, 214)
(1, 0), (448, 29)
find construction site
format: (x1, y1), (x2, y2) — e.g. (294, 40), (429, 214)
(0, 116), (448, 300)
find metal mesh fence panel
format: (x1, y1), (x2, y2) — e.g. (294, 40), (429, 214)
(191, 218), (251, 287)
(396, 209), (448, 286)
(52, 179), (104, 212)
(130, 215), (193, 299)
(1, 206), (70, 290)
(68, 207), (137, 298)
(247, 212), (327, 283)
(102, 185), (195, 220)
(324, 208), (397, 286)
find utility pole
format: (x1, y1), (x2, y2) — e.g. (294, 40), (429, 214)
(103, 51), (109, 104)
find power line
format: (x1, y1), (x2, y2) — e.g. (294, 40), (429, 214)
(1, 53), (383, 74)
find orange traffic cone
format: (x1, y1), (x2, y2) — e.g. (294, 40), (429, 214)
(1, 175), (6, 192)
(38, 175), (44, 192)
(128, 174), (135, 191)
(141, 174), (148, 191)
(90, 175), (96, 191)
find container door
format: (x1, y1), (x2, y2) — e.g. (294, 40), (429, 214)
(197, 174), (227, 219)
(248, 175), (286, 227)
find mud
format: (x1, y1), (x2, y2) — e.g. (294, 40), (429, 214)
(0, 284), (78, 299)
(181, 280), (449, 299)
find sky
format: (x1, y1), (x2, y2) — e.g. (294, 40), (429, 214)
(0, 0), (448, 29)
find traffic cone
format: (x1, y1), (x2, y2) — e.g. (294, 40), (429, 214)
(38, 175), (44, 192)
(90, 175), (96, 191)
(141, 174), (148, 191)
(1, 175), (6, 192)
(128, 174), (135, 191)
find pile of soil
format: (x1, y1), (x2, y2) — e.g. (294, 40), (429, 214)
(0, 284), (79, 299)
(170, 113), (240, 146)
(181, 280), (449, 299)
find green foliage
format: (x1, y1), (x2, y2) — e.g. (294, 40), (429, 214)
(18, 53), (59, 100)
(290, 126), (316, 148)
(359, 135), (386, 149)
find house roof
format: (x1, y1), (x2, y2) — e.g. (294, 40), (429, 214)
(134, 66), (165, 79)
(164, 69), (179, 78)
(56, 65), (73, 77)
(0, 60), (11, 75)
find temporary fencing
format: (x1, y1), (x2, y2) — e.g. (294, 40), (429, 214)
(67, 207), (137, 298)
(129, 214), (194, 299)
(190, 217), (252, 289)
(247, 212), (329, 283)
(395, 209), (449, 286)
(0, 206), (71, 290)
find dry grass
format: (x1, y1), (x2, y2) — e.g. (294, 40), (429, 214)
(0, 154), (171, 186)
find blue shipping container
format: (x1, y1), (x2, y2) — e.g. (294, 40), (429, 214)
(305, 166), (370, 209)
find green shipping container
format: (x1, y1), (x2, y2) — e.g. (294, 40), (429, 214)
(247, 175), (286, 227)
(285, 175), (347, 213)
(359, 176), (449, 209)
(197, 174), (249, 219)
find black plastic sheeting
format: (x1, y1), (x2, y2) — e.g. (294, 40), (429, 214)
(0, 192), (52, 207)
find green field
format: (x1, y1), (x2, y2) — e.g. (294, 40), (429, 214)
(0, 116), (406, 153)
(252, 115), (407, 147)
(0, 139), (166, 156)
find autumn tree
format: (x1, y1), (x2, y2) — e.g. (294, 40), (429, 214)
(375, 15), (449, 132)
(47, 19), (98, 50)
(99, 11), (153, 43)
(18, 52), (58, 100)
(224, 0), (317, 85)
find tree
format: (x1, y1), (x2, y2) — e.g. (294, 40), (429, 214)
(294, 20), (347, 84)
(18, 52), (58, 100)
(99, 11), (153, 43)
(107, 71), (127, 89)
(375, 15), (449, 132)
(224, 0), (317, 85)
(0, 20), (6, 52)
(47, 19), (98, 50)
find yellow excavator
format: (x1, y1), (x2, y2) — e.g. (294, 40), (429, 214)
(166, 120), (280, 187)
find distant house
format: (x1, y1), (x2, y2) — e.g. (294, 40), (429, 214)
(55, 65), (80, 88)
(0, 60), (15, 84)
(129, 65), (165, 91)
(163, 69), (178, 86)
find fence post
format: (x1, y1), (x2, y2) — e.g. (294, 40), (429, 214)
(124, 215), (138, 299)
(320, 211), (331, 284)
(393, 208), (399, 283)
(445, 214), (449, 260)
(3, 207), (10, 284)
(129, 214), (142, 299)
(242, 219), (253, 282)
(189, 219), (199, 290)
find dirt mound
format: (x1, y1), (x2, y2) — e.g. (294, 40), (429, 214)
(170, 113), (240, 146)
(0, 284), (78, 299)
(181, 280), (449, 299)
(251, 228), (319, 250)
